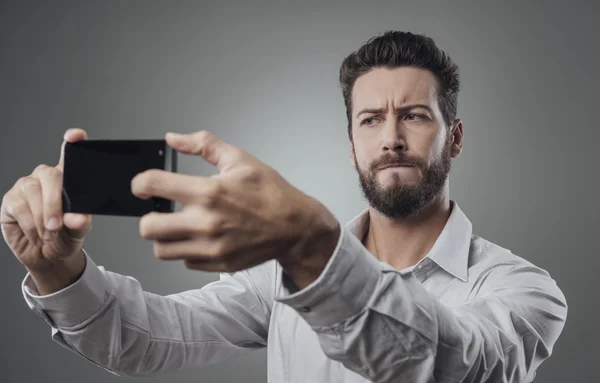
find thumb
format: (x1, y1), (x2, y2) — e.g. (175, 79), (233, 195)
(166, 130), (247, 171)
(63, 213), (92, 239)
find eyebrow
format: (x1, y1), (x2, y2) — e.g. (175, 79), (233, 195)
(355, 104), (433, 119)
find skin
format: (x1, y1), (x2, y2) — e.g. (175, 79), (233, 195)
(1, 129), (340, 293)
(1, 129), (92, 295)
(1, 66), (463, 295)
(350, 67), (464, 269)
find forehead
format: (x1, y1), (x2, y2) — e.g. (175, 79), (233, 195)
(352, 67), (439, 114)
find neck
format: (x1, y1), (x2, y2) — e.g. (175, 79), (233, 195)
(364, 188), (452, 270)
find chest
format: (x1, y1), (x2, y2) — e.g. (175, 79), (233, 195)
(266, 270), (473, 382)
(267, 301), (367, 383)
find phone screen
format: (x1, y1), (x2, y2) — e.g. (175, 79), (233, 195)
(62, 140), (177, 217)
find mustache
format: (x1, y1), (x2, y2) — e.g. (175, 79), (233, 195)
(370, 154), (426, 172)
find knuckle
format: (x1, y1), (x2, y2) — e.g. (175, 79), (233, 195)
(10, 198), (29, 217)
(1, 190), (13, 209)
(207, 182), (222, 197)
(33, 166), (61, 185)
(45, 166), (61, 178)
(243, 168), (263, 184)
(16, 176), (31, 187)
(195, 130), (214, 144)
(146, 170), (163, 188)
(203, 183), (223, 207)
(19, 177), (40, 193)
(205, 215), (226, 234)
(137, 170), (161, 192)
(192, 131), (214, 152)
(33, 164), (50, 175)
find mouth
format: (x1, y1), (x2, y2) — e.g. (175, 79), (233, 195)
(378, 163), (415, 170)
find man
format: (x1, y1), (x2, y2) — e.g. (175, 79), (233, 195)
(2, 31), (567, 382)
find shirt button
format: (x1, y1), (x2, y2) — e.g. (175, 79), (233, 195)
(298, 306), (311, 313)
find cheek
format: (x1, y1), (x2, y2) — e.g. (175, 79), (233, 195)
(423, 132), (447, 164)
(352, 145), (372, 170)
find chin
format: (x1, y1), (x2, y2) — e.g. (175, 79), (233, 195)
(378, 175), (419, 188)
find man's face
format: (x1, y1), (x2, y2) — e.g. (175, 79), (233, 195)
(350, 67), (462, 219)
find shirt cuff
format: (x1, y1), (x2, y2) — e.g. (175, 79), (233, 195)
(275, 224), (381, 328)
(21, 249), (108, 329)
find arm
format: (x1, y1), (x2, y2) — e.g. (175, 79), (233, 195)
(276, 226), (568, 383)
(22, 250), (274, 377)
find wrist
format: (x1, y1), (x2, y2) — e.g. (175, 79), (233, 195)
(279, 201), (341, 289)
(28, 250), (86, 296)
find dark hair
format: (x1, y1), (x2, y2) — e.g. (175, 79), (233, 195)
(339, 31), (460, 139)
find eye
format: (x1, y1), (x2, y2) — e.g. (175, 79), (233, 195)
(404, 113), (424, 121)
(360, 117), (381, 127)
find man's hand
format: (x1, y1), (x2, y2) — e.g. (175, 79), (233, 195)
(131, 131), (340, 289)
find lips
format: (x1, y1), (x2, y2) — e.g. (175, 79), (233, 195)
(379, 164), (414, 170)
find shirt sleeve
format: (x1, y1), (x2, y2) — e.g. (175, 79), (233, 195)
(22, 249), (275, 378)
(275, 226), (568, 383)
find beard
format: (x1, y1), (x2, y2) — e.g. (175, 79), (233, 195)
(354, 140), (452, 220)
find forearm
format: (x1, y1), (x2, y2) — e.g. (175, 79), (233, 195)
(22, 251), (273, 377)
(28, 249), (86, 295)
(278, 225), (340, 290)
(277, 197), (341, 290)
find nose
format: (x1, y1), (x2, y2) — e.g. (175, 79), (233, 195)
(381, 118), (406, 153)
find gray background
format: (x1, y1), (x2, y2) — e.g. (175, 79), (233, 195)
(0, 0), (597, 382)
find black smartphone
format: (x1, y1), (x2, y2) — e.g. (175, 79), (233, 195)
(62, 139), (178, 217)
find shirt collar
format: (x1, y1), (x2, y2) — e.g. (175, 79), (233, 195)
(345, 201), (472, 282)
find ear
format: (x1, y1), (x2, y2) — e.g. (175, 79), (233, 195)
(449, 119), (464, 158)
(349, 139), (357, 168)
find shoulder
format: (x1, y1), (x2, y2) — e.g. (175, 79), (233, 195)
(465, 235), (568, 357)
(469, 234), (549, 278)
(468, 235), (566, 304)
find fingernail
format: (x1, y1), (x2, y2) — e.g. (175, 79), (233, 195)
(46, 217), (60, 231)
(43, 230), (55, 241)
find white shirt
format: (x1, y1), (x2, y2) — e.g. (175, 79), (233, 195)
(21, 202), (567, 382)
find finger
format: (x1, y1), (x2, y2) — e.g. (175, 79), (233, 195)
(33, 165), (64, 233)
(131, 169), (220, 204)
(152, 236), (225, 261)
(165, 130), (249, 171)
(57, 128), (88, 171)
(5, 191), (42, 247)
(182, 252), (254, 272)
(184, 259), (230, 272)
(140, 207), (224, 241)
(17, 177), (46, 242)
(139, 211), (195, 241)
